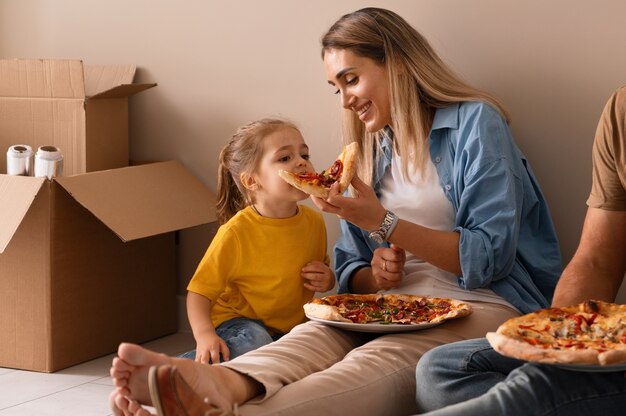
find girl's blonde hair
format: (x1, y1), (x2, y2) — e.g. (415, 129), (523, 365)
(216, 118), (299, 224)
(321, 7), (510, 183)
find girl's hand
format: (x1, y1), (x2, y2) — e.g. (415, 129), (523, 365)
(302, 260), (336, 293)
(195, 331), (230, 364)
(311, 175), (387, 232)
(371, 245), (406, 290)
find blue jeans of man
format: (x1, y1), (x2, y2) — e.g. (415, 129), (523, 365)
(179, 317), (281, 362)
(415, 338), (626, 416)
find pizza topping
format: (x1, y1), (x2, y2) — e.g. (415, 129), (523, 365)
(326, 159), (343, 179)
(584, 299), (600, 313)
(293, 159), (343, 187)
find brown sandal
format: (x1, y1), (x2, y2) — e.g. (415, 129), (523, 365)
(148, 365), (239, 416)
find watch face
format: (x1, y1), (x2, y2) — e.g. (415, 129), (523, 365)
(370, 232), (384, 244)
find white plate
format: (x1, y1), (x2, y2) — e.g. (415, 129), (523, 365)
(550, 362), (626, 373)
(306, 314), (442, 333)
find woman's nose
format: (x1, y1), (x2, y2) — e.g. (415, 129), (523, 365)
(341, 91), (355, 109)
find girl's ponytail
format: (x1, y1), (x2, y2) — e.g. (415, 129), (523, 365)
(216, 146), (247, 224)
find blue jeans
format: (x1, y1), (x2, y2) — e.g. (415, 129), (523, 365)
(415, 338), (626, 416)
(179, 317), (282, 362)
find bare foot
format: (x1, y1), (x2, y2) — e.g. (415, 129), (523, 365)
(109, 343), (262, 413)
(111, 343), (172, 405)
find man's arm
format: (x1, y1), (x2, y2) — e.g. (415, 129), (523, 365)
(552, 207), (626, 307)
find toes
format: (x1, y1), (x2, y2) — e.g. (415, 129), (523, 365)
(127, 398), (154, 415)
(111, 359), (133, 387)
(113, 356), (135, 373)
(112, 391), (131, 414)
(109, 390), (123, 416)
(112, 373), (130, 388)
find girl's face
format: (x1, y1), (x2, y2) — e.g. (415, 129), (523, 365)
(250, 127), (314, 207)
(324, 48), (392, 133)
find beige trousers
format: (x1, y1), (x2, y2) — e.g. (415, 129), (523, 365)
(220, 301), (519, 416)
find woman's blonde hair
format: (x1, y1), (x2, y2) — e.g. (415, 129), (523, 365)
(321, 7), (510, 183)
(216, 118), (299, 224)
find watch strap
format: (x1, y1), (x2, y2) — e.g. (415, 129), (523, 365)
(369, 210), (398, 242)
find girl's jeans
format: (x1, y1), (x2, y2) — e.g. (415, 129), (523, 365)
(179, 317), (282, 362)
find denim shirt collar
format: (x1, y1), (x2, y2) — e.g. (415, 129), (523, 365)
(431, 102), (460, 131)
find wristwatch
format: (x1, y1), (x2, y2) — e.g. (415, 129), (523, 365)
(368, 210), (398, 244)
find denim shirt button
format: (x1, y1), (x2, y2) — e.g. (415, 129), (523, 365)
(434, 156), (442, 164)
(444, 184), (452, 191)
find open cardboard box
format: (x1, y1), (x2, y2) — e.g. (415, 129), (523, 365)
(0, 161), (217, 372)
(0, 59), (156, 176)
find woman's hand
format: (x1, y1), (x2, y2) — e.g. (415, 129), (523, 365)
(371, 245), (406, 290)
(195, 331), (230, 363)
(311, 175), (387, 232)
(302, 260), (336, 293)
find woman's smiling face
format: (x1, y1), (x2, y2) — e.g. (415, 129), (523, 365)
(324, 48), (392, 133)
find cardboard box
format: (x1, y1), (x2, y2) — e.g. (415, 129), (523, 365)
(0, 161), (217, 372)
(0, 59), (156, 176)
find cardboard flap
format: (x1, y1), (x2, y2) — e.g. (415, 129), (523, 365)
(88, 83), (157, 100)
(55, 161), (217, 242)
(0, 59), (85, 98)
(84, 64), (136, 97)
(0, 175), (45, 253)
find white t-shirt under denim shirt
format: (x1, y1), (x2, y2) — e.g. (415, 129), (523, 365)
(379, 148), (518, 311)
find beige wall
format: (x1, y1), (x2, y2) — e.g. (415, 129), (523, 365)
(2, 0), (625, 302)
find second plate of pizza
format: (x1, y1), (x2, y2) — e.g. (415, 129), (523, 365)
(304, 293), (472, 333)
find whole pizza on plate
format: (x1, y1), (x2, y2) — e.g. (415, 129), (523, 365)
(304, 293), (472, 326)
(487, 299), (626, 366)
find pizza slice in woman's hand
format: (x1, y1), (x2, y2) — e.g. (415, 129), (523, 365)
(279, 142), (358, 198)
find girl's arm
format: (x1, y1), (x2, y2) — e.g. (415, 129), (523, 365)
(186, 291), (229, 363)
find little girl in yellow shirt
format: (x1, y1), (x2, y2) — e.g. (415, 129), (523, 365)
(182, 118), (335, 363)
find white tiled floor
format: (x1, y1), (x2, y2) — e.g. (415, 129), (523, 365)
(0, 331), (195, 415)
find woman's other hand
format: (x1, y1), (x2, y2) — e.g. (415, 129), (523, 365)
(371, 245), (406, 290)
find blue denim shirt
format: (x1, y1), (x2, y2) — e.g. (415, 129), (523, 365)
(334, 102), (562, 314)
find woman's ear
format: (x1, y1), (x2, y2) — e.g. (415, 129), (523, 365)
(240, 172), (259, 191)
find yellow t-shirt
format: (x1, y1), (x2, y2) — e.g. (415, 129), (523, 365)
(187, 205), (329, 334)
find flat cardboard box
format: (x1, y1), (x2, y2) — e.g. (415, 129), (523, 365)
(0, 59), (156, 176)
(0, 161), (217, 372)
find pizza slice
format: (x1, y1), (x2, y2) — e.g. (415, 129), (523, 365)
(278, 142), (358, 198)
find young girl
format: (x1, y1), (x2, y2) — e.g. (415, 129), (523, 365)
(181, 118), (335, 364)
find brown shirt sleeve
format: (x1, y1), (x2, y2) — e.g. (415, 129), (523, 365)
(587, 86), (626, 211)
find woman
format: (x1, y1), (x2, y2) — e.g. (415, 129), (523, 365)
(110, 8), (561, 416)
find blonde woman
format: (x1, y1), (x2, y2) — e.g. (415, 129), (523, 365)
(109, 8), (561, 416)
